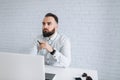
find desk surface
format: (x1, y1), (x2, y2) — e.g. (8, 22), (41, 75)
(0, 52), (98, 80)
(45, 65), (98, 80)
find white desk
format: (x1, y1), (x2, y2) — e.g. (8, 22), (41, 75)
(0, 52), (98, 80)
(45, 65), (98, 80)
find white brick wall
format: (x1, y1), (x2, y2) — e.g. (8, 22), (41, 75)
(0, 0), (120, 80)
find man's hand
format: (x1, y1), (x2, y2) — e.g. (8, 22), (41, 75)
(38, 41), (53, 52)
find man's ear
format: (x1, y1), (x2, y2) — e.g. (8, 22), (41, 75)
(56, 26), (58, 29)
(55, 25), (58, 31)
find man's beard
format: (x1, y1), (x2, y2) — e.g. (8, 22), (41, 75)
(42, 28), (55, 37)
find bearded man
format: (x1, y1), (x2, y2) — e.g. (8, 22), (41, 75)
(31, 13), (71, 68)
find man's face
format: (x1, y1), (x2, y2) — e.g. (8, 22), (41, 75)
(42, 16), (58, 37)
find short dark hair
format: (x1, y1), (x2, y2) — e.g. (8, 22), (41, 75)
(45, 13), (58, 24)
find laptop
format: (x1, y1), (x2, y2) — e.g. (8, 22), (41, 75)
(45, 73), (56, 80)
(0, 52), (45, 80)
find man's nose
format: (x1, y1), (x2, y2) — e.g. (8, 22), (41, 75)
(43, 24), (48, 28)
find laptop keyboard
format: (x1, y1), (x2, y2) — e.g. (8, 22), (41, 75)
(45, 73), (56, 80)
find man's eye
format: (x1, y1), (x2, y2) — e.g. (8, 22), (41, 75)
(47, 22), (51, 25)
(42, 22), (45, 25)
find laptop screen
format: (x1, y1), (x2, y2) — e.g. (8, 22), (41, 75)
(0, 52), (45, 80)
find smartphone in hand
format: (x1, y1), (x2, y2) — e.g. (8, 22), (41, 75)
(37, 40), (41, 45)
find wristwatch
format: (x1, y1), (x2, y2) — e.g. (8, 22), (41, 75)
(50, 49), (56, 55)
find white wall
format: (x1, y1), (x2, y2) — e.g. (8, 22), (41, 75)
(0, 0), (120, 80)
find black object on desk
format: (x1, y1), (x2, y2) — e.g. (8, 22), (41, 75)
(75, 77), (82, 80)
(45, 73), (56, 80)
(82, 73), (93, 80)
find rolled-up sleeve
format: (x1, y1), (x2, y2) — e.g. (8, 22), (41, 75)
(52, 38), (71, 68)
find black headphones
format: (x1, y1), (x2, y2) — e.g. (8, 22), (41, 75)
(75, 73), (93, 80)
(82, 73), (93, 80)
